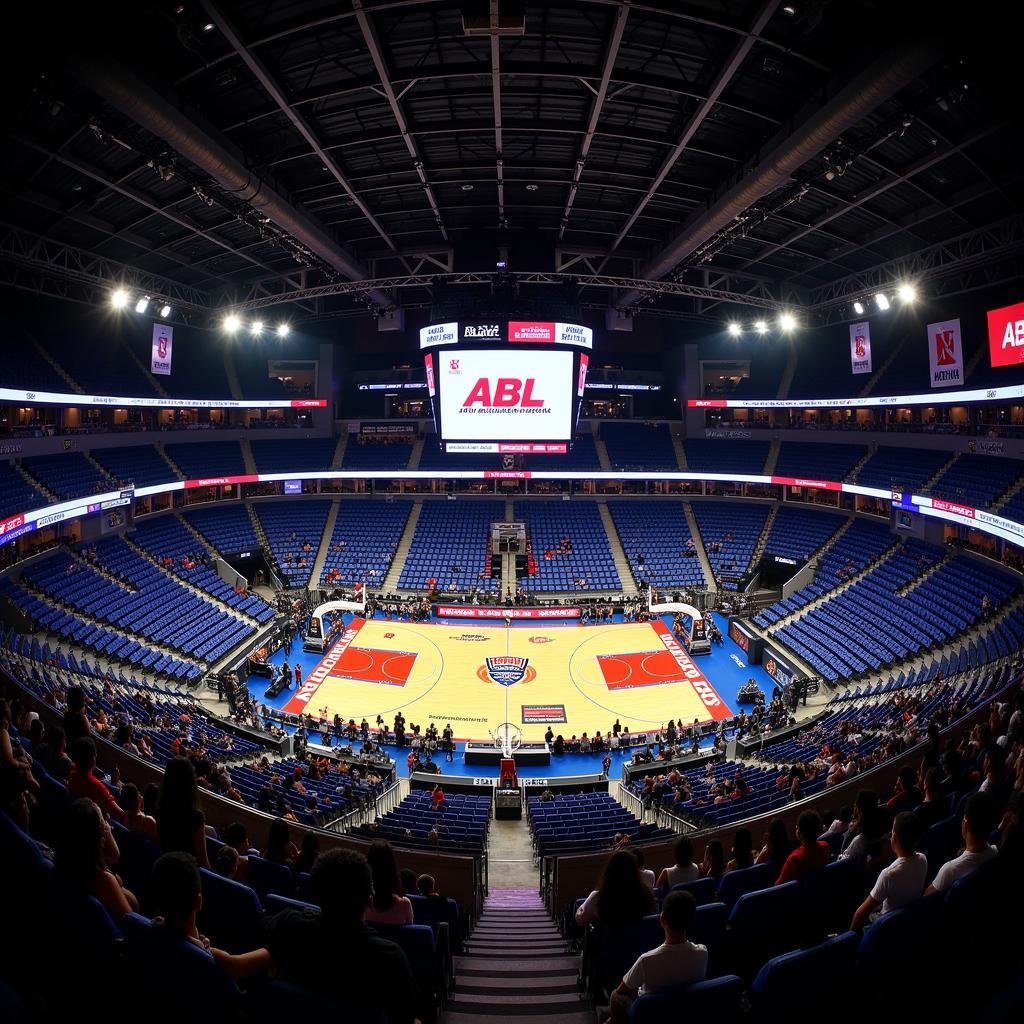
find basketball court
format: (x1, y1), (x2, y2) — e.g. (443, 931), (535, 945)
(279, 617), (736, 741)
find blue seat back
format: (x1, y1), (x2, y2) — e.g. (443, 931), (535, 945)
(199, 868), (263, 953)
(751, 932), (859, 1011)
(689, 902), (728, 952)
(669, 877), (717, 906)
(244, 855), (296, 900)
(629, 975), (743, 1023)
(717, 862), (777, 906)
(265, 893), (318, 915)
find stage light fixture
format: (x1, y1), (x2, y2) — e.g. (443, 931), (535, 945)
(159, 304), (172, 318)
(223, 314), (241, 333)
(110, 288), (129, 310)
(779, 312), (797, 332)
(754, 319), (768, 334)
(853, 301), (865, 315)
(251, 320), (264, 335)
(728, 322), (742, 336)
(897, 283), (916, 303)
(135, 296), (150, 314)
(874, 293), (890, 311)
(276, 323), (290, 338)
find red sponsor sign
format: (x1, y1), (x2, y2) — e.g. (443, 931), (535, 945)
(288, 399), (328, 408)
(931, 498), (976, 519)
(987, 301), (1024, 367)
(424, 353), (436, 396)
(435, 606), (580, 620)
(509, 321), (555, 342)
(649, 620), (732, 721)
(498, 443), (567, 454)
(0, 514), (25, 537)
(771, 475), (842, 491)
(687, 399), (728, 408)
(462, 378), (545, 408)
(484, 470), (532, 479)
(578, 353), (589, 397)
(184, 474), (259, 489)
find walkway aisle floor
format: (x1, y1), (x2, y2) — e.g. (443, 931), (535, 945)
(442, 889), (592, 1024)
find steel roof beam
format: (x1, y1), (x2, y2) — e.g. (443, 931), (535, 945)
(490, 0), (505, 228)
(558, 1), (630, 240)
(351, 0), (449, 242)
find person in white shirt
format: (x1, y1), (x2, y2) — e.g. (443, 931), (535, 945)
(927, 793), (998, 893)
(631, 847), (657, 889)
(605, 889), (707, 1024)
(851, 811), (927, 930)
(655, 836), (700, 891)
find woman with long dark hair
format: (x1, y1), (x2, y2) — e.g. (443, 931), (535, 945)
(364, 839), (414, 924)
(55, 798), (137, 923)
(700, 839), (725, 884)
(263, 817), (298, 866)
(575, 849), (656, 927)
(155, 757), (209, 868)
(755, 818), (795, 865)
(726, 827), (755, 873)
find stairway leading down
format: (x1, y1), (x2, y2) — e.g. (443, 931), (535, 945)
(442, 889), (591, 1024)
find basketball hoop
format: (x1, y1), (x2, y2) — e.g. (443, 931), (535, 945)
(491, 721), (522, 759)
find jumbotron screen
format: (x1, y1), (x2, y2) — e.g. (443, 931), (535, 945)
(438, 349), (573, 442)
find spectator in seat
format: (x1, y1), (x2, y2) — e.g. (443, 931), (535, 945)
(68, 737), (123, 822)
(605, 890), (707, 1024)
(699, 839), (725, 885)
(726, 827), (755, 873)
(214, 845), (241, 880)
(263, 817), (299, 867)
(777, 812), (830, 884)
(36, 724), (71, 783)
(840, 790), (885, 864)
(416, 874), (443, 900)
(927, 793), (998, 893)
(400, 867), (418, 895)
(887, 765), (923, 815)
(295, 832), (321, 875)
(62, 687), (91, 746)
(851, 811), (926, 931)
(755, 818), (795, 866)
(56, 798), (138, 923)
(655, 836), (700, 890)
(576, 849), (656, 927)
(631, 847), (656, 889)
(914, 767), (952, 829)
(156, 757), (209, 868)
(364, 839), (414, 925)
(119, 782), (158, 843)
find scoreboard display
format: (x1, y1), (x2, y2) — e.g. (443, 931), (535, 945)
(421, 320), (591, 454)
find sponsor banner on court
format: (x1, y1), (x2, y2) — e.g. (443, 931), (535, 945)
(850, 321), (872, 374)
(649, 620), (732, 721)
(434, 606), (580, 620)
(987, 300), (1024, 367)
(522, 704), (567, 724)
(927, 318), (964, 388)
(282, 618), (365, 712)
(151, 323), (173, 375)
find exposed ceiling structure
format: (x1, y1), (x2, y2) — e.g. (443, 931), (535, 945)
(0, 1), (1020, 327)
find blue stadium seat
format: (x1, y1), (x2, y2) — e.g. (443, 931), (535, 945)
(629, 975), (743, 1022)
(750, 931), (859, 1012)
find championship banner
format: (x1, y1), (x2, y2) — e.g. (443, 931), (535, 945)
(151, 323), (173, 375)
(927, 317), (964, 388)
(849, 321), (872, 374)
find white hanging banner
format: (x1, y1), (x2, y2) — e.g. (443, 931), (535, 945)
(849, 321), (872, 374)
(151, 323), (173, 376)
(927, 317), (964, 388)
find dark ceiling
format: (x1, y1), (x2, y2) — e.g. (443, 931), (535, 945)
(1, 1), (1021, 325)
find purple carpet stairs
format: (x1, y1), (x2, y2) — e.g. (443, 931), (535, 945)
(441, 889), (591, 1024)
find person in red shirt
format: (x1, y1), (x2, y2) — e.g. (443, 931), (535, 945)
(776, 811), (829, 884)
(431, 785), (445, 809)
(68, 737), (124, 822)
(294, 664), (302, 689)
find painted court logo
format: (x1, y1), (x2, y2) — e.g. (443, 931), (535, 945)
(479, 656), (536, 687)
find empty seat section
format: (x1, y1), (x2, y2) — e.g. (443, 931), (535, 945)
(90, 445), (179, 488)
(684, 440), (770, 475)
(689, 501), (770, 589)
(929, 454), (1024, 508)
(762, 506), (846, 561)
(250, 438), (339, 473)
(0, 462), (47, 519)
(165, 442), (246, 479)
(342, 437), (413, 470)
(602, 423), (678, 470)
(22, 452), (113, 500)
(253, 500), (331, 587)
(852, 446), (951, 492)
(398, 500), (503, 593)
(514, 501), (620, 592)
(183, 505), (260, 557)
(608, 501), (707, 589)
(319, 500), (411, 588)
(774, 443), (869, 482)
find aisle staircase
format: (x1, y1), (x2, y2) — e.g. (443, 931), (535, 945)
(331, 432), (349, 469)
(240, 438), (257, 475)
(683, 501), (716, 592)
(594, 432), (613, 472)
(442, 890), (591, 1024)
(670, 426), (688, 470)
(598, 501), (638, 597)
(309, 499), (340, 587)
(381, 501), (422, 591)
(408, 436), (425, 469)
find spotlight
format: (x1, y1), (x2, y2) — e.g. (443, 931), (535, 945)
(897, 283), (916, 303)
(496, 260), (508, 269)
(754, 319), (768, 334)
(276, 323), (290, 338)
(728, 322), (742, 337)
(461, 183), (474, 191)
(853, 301), (865, 315)
(135, 296), (150, 314)
(202, 22), (215, 32)
(525, 183), (539, 192)
(110, 288), (129, 310)
(159, 304), (172, 318)
(874, 293), (890, 311)
(223, 314), (241, 333)
(250, 321), (264, 335)
(779, 312), (797, 332)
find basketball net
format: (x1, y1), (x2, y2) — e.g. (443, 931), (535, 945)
(492, 721), (522, 759)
